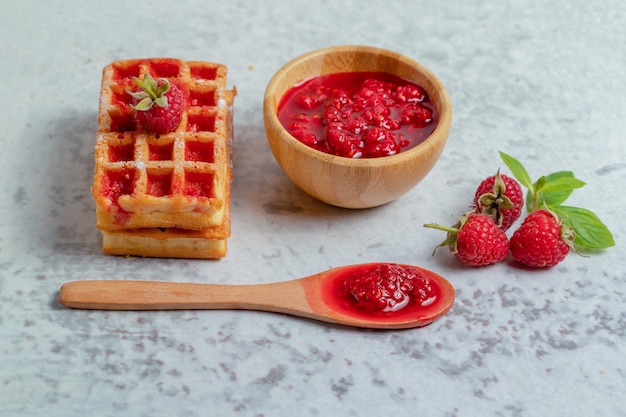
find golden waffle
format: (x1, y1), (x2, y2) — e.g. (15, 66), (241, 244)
(102, 230), (228, 259)
(100, 201), (231, 259)
(92, 58), (234, 259)
(92, 58), (235, 231)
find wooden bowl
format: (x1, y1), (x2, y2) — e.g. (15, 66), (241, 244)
(263, 45), (452, 209)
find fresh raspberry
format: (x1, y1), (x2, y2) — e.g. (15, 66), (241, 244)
(425, 213), (510, 267)
(128, 73), (184, 134)
(510, 209), (574, 268)
(455, 213), (510, 266)
(474, 171), (523, 231)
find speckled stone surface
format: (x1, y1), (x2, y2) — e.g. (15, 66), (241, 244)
(1, 0), (624, 416)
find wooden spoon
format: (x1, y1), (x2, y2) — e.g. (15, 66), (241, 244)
(59, 263), (454, 329)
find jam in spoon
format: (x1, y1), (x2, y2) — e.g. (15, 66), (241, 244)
(59, 263), (454, 329)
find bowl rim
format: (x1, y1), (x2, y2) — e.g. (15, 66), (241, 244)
(264, 45), (452, 168)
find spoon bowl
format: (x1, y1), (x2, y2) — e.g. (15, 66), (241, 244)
(59, 263), (455, 329)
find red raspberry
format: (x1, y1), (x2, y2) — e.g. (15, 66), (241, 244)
(474, 171), (523, 231)
(325, 124), (363, 158)
(345, 116), (368, 135)
(323, 104), (341, 122)
(363, 105), (391, 124)
(362, 127), (400, 157)
(455, 213), (510, 266)
(363, 137), (400, 157)
(363, 127), (391, 143)
(294, 92), (322, 109)
(395, 84), (427, 103)
(425, 213), (510, 267)
(298, 132), (319, 147)
(128, 73), (184, 134)
(401, 103), (433, 127)
(333, 89), (351, 106)
(510, 209), (574, 268)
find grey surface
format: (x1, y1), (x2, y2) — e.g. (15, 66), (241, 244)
(1, 0), (624, 416)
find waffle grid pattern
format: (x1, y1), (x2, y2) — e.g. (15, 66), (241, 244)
(92, 58), (234, 258)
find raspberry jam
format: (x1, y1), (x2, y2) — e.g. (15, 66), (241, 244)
(277, 72), (438, 158)
(101, 168), (136, 223)
(319, 263), (442, 321)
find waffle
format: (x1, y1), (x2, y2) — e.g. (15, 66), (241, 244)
(92, 58), (235, 258)
(101, 202), (231, 259)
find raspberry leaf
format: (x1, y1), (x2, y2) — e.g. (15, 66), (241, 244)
(537, 176), (585, 194)
(500, 152), (585, 211)
(503, 151), (587, 212)
(528, 173), (586, 211)
(525, 171), (577, 209)
(499, 151), (534, 190)
(553, 205), (615, 249)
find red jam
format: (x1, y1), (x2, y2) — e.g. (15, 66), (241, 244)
(103, 169), (136, 204)
(277, 72), (438, 158)
(101, 168), (136, 223)
(320, 263), (441, 320)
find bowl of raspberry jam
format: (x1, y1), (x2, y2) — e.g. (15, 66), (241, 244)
(264, 45), (452, 209)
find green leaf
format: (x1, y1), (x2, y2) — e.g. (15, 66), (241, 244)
(499, 151), (534, 190)
(538, 171), (576, 206)
(534, 175), (547, 193)
(525, 171), (583, 211)
(524, 175), (547, 212)
(539, 176), (586, 194)
(553, 205), (615, 249)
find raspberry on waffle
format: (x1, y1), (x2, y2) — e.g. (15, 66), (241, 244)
(92, 58), (235, 258)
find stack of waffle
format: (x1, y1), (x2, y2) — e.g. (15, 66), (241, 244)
(92, 58), (235, 259)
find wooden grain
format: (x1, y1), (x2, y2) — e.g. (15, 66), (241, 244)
(263, 45), (452, 209)
(58, 264), (455, 329)
(59, 280), (308, 312)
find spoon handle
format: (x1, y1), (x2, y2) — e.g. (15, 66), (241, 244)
(59, 280), (311, 314)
